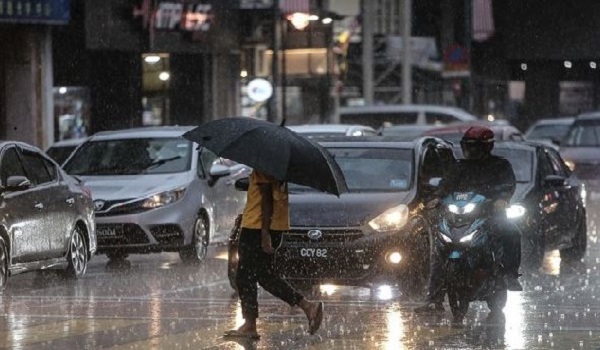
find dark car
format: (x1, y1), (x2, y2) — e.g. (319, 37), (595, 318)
(452, 141), (587, 268)
(229, 136), (457, 293)
(0, 141), (97, 291)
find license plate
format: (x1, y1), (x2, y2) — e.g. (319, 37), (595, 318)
(299, 248), (328, 258)
(448, 250), (462, 259)
(97, 227), (117, 237)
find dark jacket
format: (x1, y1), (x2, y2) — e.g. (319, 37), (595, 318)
(437, 154), (516, 201)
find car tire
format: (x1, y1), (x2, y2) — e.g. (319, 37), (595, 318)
(66, 226), (88, 279)
(560, 217), (587, 262)
(521, 233), (544, 270)
(227, 215), (243, 292)
(180, 214), (209, 264)
(0, 236), (8, 292)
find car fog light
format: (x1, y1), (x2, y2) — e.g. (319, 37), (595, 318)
(387, 252), (402, 264)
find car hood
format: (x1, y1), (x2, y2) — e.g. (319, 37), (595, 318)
(76, 173), (192, 200)
(289, 191), (413, 227)
(560, 147), (600, 163)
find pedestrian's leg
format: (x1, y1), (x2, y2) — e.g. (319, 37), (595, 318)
(255, 232), (323, 334)
(231, 229), (261, 335)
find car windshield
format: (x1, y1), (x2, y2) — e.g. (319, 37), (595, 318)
(64, 137), (192, 175)
(527, 124), (571, 140)
(562, 121), (600, 147)
(289, 147), (413, 193)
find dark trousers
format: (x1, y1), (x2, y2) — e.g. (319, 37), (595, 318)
(426, 217), (521, 302)
(236, 228), (304, 320)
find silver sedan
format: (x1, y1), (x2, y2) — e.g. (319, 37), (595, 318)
(0, 141), (96, 292)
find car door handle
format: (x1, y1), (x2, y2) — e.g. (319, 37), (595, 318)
(66, 198), (75, 205)
(34, 202), (44, 209)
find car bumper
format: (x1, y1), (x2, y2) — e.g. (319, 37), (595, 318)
(275, 229), (426, 285)
(94, 200), (197, 254)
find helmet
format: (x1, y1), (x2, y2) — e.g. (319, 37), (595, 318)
(460, 126), (495, 159)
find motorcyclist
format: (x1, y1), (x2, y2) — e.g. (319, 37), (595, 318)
(415, 125), (522, 313)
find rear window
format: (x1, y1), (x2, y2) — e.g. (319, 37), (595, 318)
(289, 147), (413, 193)
(563, 120), (600, 147)
(526, 124), (571, 141)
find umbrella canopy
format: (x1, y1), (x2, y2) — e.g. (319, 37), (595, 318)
(182, 117), (348, 196)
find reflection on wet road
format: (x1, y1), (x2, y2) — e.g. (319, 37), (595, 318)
(1, 227), (600, 349)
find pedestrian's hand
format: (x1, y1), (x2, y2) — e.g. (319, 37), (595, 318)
(261, 230), (274, 254)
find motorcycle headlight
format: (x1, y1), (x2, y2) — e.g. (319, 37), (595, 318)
(368, 204), (409, 232)
(506, 204), (526, 219)
(448, 202), (476, 214)
(459, 230), (478, 243)
(439, 231), (453, 243)
(141, 188), (186, 209)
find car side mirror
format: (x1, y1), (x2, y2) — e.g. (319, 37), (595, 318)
(235, 177), (249, 191)
(544, 175), (565, 187)
(2, 175), (31, 192)
(209, 164), (230, 177)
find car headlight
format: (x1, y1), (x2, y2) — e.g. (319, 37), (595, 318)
(564, 160), (576, 171)
(141, 188), (186, 209)
(368, 204), (409, 232)
(506, 204), (526, 219)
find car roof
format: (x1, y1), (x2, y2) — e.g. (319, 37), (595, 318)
(338, 104), (478, 121)
(575, 111), (600, 121)
(90, 126), (196, 140)
(47, 137), (88, 148)
(529, 117), (575, 125)
(424, 123), (519, 135)
(313, 135), (447, 149)
(287, 124), (375, 132)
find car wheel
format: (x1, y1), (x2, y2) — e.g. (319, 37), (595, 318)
(521, 233), (544, 270)
(180, 214), (209, 264)
(227, 215), (243, 292)
(66, 226), (88, 278)
(560, 217), (587, 262)
(0, 237), (8, 292)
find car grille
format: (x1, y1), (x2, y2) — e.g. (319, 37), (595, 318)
(97, 224), (149, 245)
(284, 228), (364, 243)
(150, 225), (184, 245)
(574, 162), (600, 180)
(95, 199), (148, 217)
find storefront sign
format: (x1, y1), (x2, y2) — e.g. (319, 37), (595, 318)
(133, 0), (213, 32)
(0, 0), (70, 24)
(247, 79), (273, 102)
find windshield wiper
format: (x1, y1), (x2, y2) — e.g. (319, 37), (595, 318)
(144, 156), (182, 171)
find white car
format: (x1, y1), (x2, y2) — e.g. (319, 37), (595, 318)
(287, 124), (378, 137)
(338, 104), (478, 129)
(62, 126), (248, 263)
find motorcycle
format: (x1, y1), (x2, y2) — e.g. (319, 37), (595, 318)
(433, 190), (512, 323)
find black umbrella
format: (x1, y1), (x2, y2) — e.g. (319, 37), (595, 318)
(182, 117), (348, 196)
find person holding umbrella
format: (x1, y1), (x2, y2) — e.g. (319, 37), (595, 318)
(183, 117), (345, 339)
(223, 169), (324, 340)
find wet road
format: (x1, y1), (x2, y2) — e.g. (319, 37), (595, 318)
(1, 225), (600, 349)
